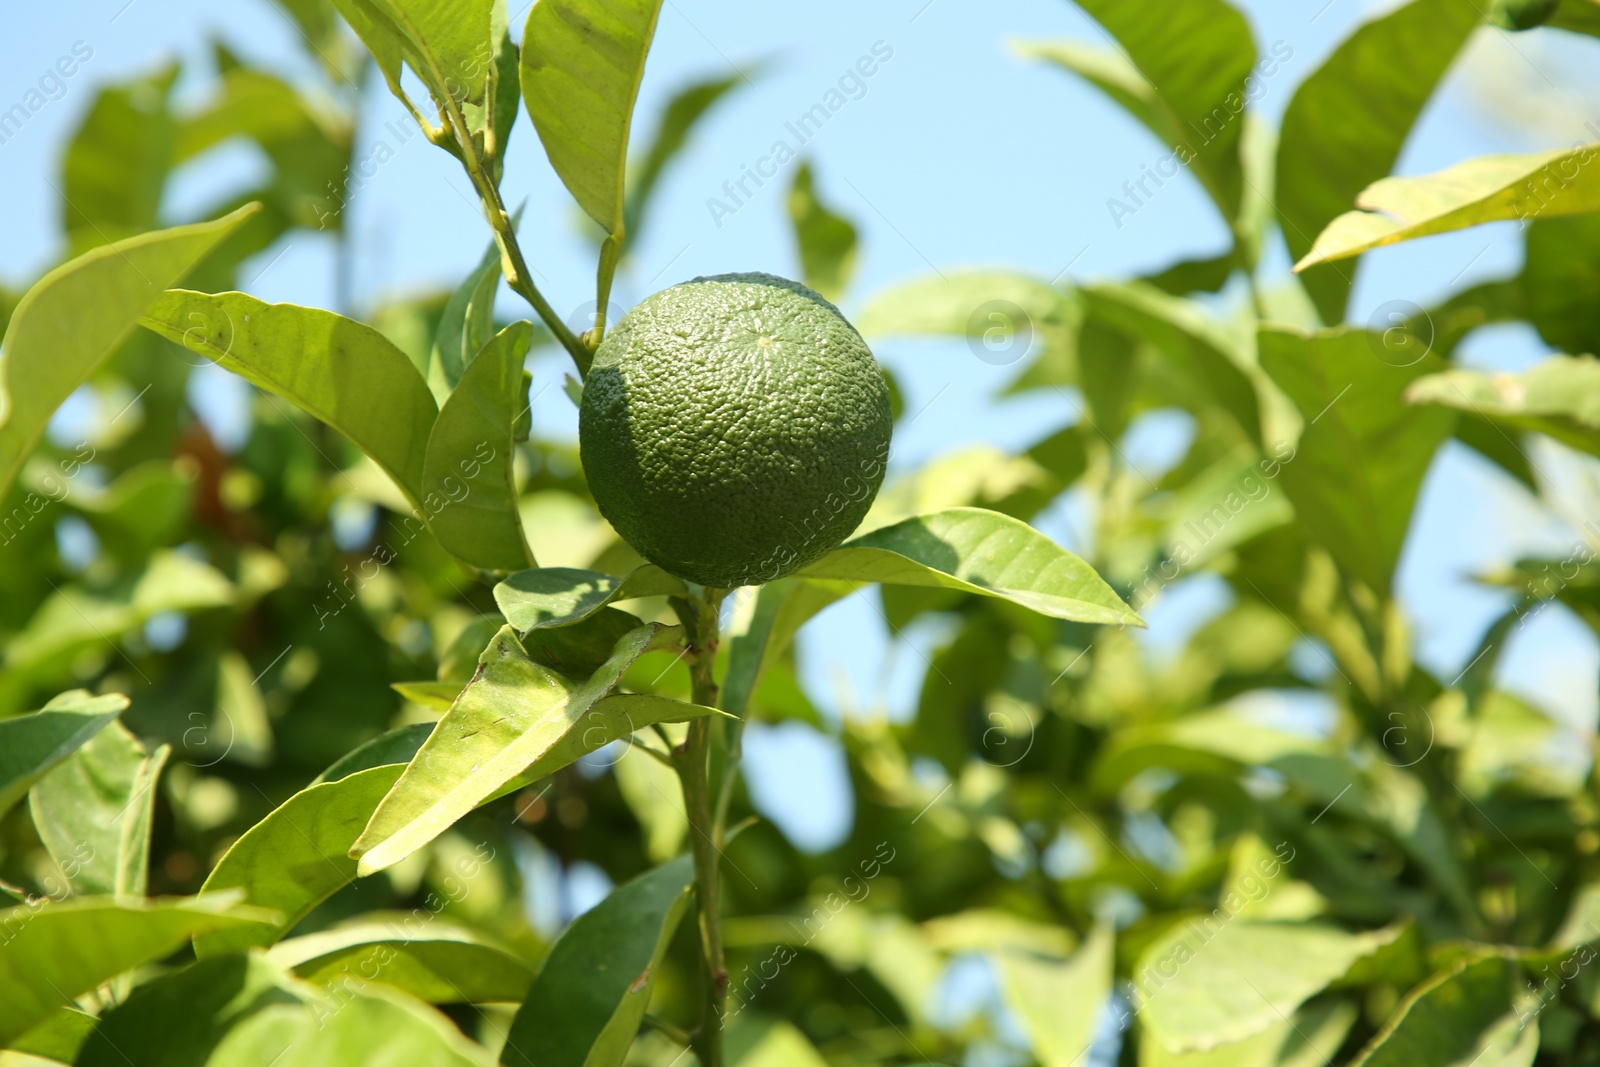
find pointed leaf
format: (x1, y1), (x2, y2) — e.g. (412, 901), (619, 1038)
(626, 70), (749, 241)
(1406, 356), (1600, 460)
(1295, 143), (1600, 270)
(796, 507), (1142, 626)
(312, 722), (436, 785)
(352, 624), (688, 874)
(788, 161), (858, 302)
(422, 321), (535, 571)
(501, 855), (694, 1067)
(0, 895), (273, 1046)
(0, 205), (257, 498)
(1063, 0), (1256, 220)
(494, 564), (687, 630)
(194, 765), (405, 957)
(27, 721), (169, 897)
(141, 290), (437, 504)
(995, 925), (1114, 1067)
(1257, 326), (1456, 594)
(0, 691), (125, 823)
(521, 0), (665, 309)
(1277, 0), (1482, 322)
(269, 921), (534, 1003)
(1135, 921), (1402, 1052)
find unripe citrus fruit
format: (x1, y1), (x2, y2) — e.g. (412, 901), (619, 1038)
(579, 272), (893, 588)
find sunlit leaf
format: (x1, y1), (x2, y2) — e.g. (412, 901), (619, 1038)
(1140, 999), (1358, 1067)
(995, 924), (1113, 1067)
(27, 721), (169, 897)
(1294, 143), (1600, 270)
(0, 691), (125, 823)
(195, 765), (405, 957)
(1276, 0), (1482, 321)
(269, 921), (534, 1003)
(494, 564), (687, 630)
(1407, 355), (1600, 460)
(352, 625), (701, 875)
(0, 204), (258, 498)
(421, 321), (535, 571)
(501, 855), (694, 1067)
(797, 507), (1142, 626)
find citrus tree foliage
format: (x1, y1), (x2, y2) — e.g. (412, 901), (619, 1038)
(1, 1), (1599, 1066)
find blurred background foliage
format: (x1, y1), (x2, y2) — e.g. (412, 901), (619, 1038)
(5, 0), (1600, 1065)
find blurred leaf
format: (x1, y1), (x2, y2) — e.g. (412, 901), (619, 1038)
(1458, 690), (1586, 798)
(6, 1007), (95, 1064)
(27, 721), (169, 897)
(1258, 325), (1456, 594)
(996, 924), (1113, 1067)
(1295, 143), (1600, 270)
(0, 691), (125, 822)
(494, 564), (688, 630)
(923, 910), (1076, 957)
(1347, 956), (1529, 1067)
(312, 722), (434, 784)
(787, 161), (858, 302)
(352, 624), (697, 874)
(0, 204), (257, 499)
(279, 983), (496, 1066)
(141, 291), (438, 505)
(74, 953), (309, 1067)
(1134, 921), (1401, 1052)
(269, 921), (534, 1003)
(726, 1016), (830, 1067)
(428, 223), (513, 402)
(1455, 415), (1536, 490)
(421, 321), (535, 570)
(521, 0), (664, 313)
(1522, 214), (1600, 356)
(1143, 252), (1237, 296)
(1549, 0), (1600, 35)
(195, 764), (405, 957)
(1140, 999), (1359, 1067)
(798, 506), (1143, 626)
(1057, 0), (1255, 220)
(1407, 356), (1600, 460)
(1276, 0), (1482, 322)
(61, 66), (177, 242)
(501, 855), (694, 1067)
(0, 895), (273, 1046)
(626, 70), (748, 242)
(6, 550), (235, 673)
(614, 745), (688, 862)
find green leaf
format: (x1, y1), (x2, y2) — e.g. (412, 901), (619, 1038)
(140, 291), (438, 505)
(74, 953), (310, 1067)
(519, 606), (654, 678)
(1140, 999), (1359, 1067)
(351, 624), (705, 874)
(0, 895), (273, 1046)
(1054, 0), (1256, 220)
(1549, 0), (1600, 36)
(625, 70), (749, 242)
(195, 765), (405, 957)
(0, 204), (258, 499)
(1348, 956), (1530, 1067)
(421, 321), (535, 571)
(1276, 0), (1482, 322)
(1523, 214), (1600, 357)
(62, 67), (177, 241)
(362, 0), (497, 109)
(427, 213), (524, 402)
(6, 1007), (95, 1064)
(312, 722), (435, 785)
(787, 161), (858, 302)
(796, 507), (1143, 626)
(501, 855), (694, 1067)
(391, 681), (466, 711)
(521, 0), (665, 312)
(1294, 143), (1600, 270)
(1407, 356), (1600, 459)
(278, 984), (496, 1067)
(1257, 326), (1456, 594)
(995, 925), (1113, 1067)
(1083, 281), (1264, 444)
(725, 1016), (830, 1067)
(1142, 252), (1237, 296)
(5, 550), (235, 673)
(1135, 921), (1401, 1052)
(269, 921), (534, 1003)
(27, 721), (169, 897)
(494, 564), (688, 630)
(0, 691), (126, 823)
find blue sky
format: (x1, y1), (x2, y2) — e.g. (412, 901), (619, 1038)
(5, 0), (1600, 850)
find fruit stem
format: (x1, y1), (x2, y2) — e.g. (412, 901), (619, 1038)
(678, 588), (728, 1067)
